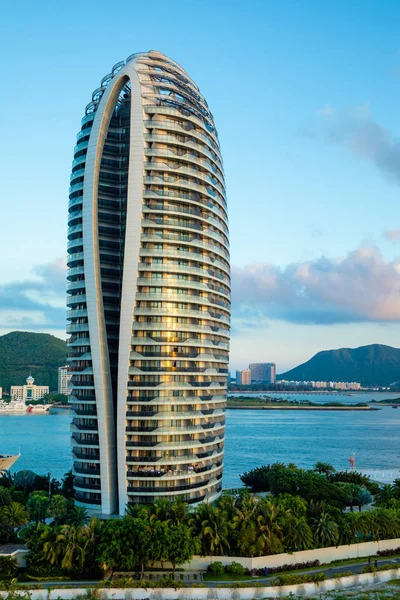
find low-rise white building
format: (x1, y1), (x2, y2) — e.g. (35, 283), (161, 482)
(11, 375), (49, 402)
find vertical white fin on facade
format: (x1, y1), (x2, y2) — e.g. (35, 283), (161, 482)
(116, 63), (144, 514)
(82, 75), (130, 515)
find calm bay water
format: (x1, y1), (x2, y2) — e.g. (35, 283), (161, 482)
(0, 393), (399, 488)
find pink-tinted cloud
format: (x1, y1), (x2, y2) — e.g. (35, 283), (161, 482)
(384, 229), (400, 241)
(232, 244), (400, 325)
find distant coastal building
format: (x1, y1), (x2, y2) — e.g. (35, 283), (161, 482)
(11, 376), (49, 402)
(58, 366), (72, 396)
(280, 379), (362, 390)
(249, 363), (276, 384)
(236, 369), (251, 385)
(0, 387), (2, 400)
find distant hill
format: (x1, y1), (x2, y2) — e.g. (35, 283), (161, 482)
(0, 331), (67, 392)
(278, 344), (400, 387)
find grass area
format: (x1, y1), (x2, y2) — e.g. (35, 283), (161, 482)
(203, 573), (260, 582)
(388, 579), (400, 586)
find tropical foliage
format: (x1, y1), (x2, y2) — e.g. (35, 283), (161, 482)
(2, 462), (400, 580)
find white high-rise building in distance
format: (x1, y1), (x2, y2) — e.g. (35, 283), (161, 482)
(236, 369), (251, 385)
(67, 51), (230, 515)
(58, 366), (72, 396)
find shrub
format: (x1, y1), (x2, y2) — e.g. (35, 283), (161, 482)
(0, 557), (18, 576)
(253, 559), (320, 576)
(208, 561), (225, 575)
(333, 570), (354, 578)
(225, 562), (246, 575)
(271, 572), (326, 586)
(378, 547), (400, 557)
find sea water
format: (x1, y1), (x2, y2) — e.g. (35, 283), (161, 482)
(0, 394), (399, 488)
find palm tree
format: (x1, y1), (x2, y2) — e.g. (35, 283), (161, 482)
(67, 505), (89, 527)
(189, 503), (230, 556)
(169, 496), (189, 525)
(280, 513), (312, 551)
(41, 526), (63, 565)
(57, 525), (86, 572)
(0, 487), (11, 507)
(2, 501), (29, 528)
(230, 492), (259, 555)
(314, 462), (336, 478)
(148, 497), (171, 523)
(374, 485), (394, 506)
(255, 499), (284, 555)
(312, 512), (339, 547)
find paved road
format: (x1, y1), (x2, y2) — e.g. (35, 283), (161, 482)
(14, 558), (400, 589)
(205, 557), (400, 587)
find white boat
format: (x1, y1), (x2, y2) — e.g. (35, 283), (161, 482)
(0, 400), (27, 413)
(26, 404), (51, 413)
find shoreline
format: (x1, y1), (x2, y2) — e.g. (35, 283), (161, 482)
(226, 404), (379, 411)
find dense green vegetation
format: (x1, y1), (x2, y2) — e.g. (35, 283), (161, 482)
(278, 343), (400, 387)
(371, 397), (400, 404)
(227, 395), (369, 408)
(2, 462), (400, 582)
(0, 331), (66, 391)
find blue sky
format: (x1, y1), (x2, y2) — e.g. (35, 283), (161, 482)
(1, 0), (400, 372)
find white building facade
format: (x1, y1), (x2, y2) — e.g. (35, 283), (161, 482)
(11, 376), (49, 402)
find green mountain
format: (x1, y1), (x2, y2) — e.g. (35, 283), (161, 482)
(0, 331), (67, 392)
(278, 344), (400, 387)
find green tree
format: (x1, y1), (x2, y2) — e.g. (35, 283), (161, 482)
(240, 465), (272, 492)
(47, 494), (70, 521)
(189, 503), (230, 556)
(312, 512), (339, 547)
(40, 525), (63, 566)
(356, 487), (372, 512)
(66, 505), (89, 527)
(26, 491), (49, 524)
(0, 556), (18, 575)
(375, 484), (394, 506)
(14, 470), (37, 495)
(255, 499), (284, 555)
(0, 487), (11, 507)
(314, 462), (336, 478)
(166, 523), (199, 572)
(56, 525), (87, 572)
(1, 501), (29, 528)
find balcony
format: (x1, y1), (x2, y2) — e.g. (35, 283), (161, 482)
(127, 479), (210, 494)
(75, 493), (101, 505)
(74, 479), (101, 490)
(73, 465), (100, 476)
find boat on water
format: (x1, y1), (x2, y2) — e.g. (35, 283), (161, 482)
(26, 404), (51, 413)
(0, 400), (51, 413)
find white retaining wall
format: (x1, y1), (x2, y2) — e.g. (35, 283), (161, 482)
(2, 568), (400, 599)
(173, 536), (400, 571)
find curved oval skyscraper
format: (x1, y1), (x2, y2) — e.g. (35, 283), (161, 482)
(67, 51), (230, 514)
